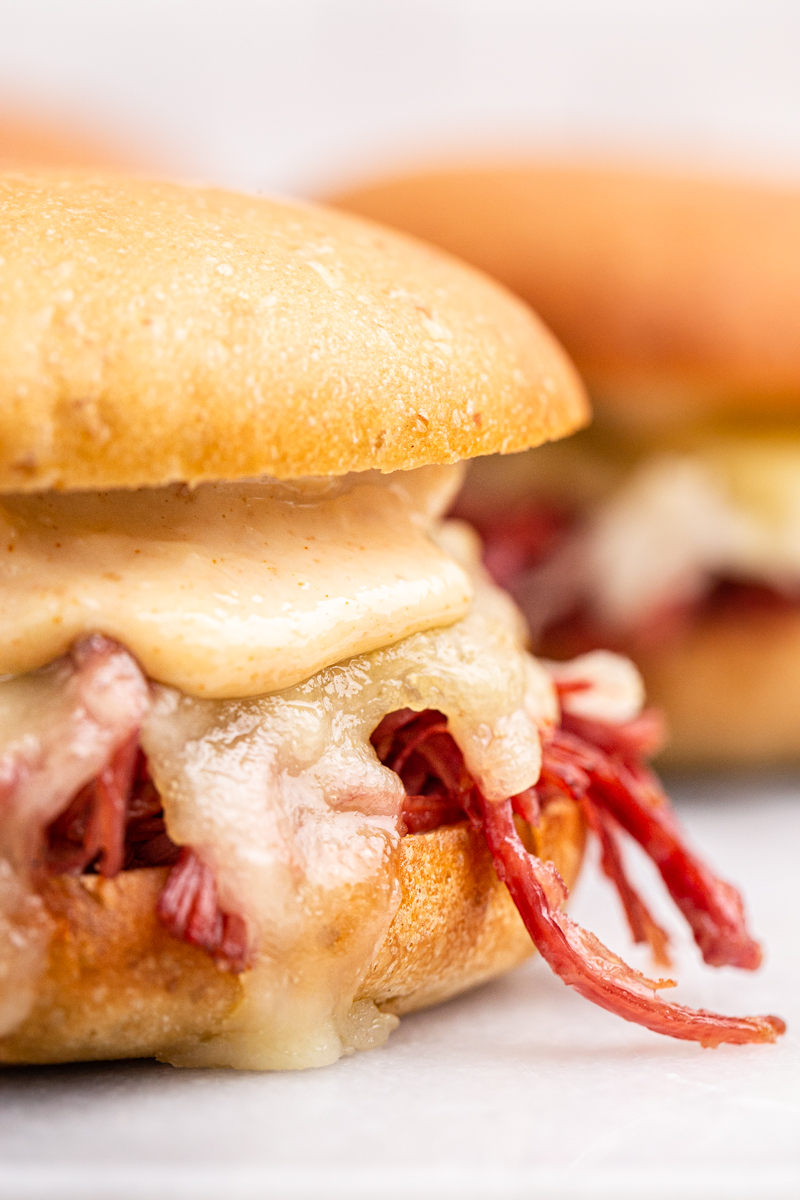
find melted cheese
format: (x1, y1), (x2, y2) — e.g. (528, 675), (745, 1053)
(140, 531), (555, 1070)
(0, 465), (470, 698)
(543, 650), (644, 724)
(0, 468), (560, 1070)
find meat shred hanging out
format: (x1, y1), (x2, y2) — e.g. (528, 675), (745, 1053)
(371, 706), (784, 1047)
(37, 637), (784, 1043)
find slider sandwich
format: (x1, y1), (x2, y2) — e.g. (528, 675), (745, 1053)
(0, 171), (782, 1070)
(331, 166), (800, 766)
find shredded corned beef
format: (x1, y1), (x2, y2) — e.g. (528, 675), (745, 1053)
(370, 706), (784, 1046)
(36, 640), (244, 973)
(546, 709), (762, 971)
(44, 752), (246, 972)
(45, 747), (180, 876)
(37, 643), (784, 1042)
(580, 796), (671, 969)
(157, 848), (249, 972)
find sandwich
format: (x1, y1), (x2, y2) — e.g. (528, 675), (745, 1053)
(330, 165), (800, 767)
(0, 170), (782, 1070)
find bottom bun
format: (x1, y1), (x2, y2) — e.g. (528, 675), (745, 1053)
(631, 606), (800, 768)
(0, 798), (584, 1066)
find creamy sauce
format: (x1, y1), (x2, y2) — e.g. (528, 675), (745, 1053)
(0, 466), (471, 698)
(140, 533), (554, 1069)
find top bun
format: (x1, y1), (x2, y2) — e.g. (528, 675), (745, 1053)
(330, 165), (800, 427)
(0, 171), (587, 493)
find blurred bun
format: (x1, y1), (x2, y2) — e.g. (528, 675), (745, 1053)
(634, 607), (800, 767)
(330, 165), (800, 427)
(0, 109), (124, 170)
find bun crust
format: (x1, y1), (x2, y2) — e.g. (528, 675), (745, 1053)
(330, 165), (800, 424)
(0, 799), (583, 1065)
(0, 171), (587, 493)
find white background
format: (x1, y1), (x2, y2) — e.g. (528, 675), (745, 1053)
(2, 0), (800, 195)
(1, 5), (799, 1198)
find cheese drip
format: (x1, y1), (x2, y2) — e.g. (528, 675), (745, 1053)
(141, 532), (555, 1070)
(0, 465), (471, 698)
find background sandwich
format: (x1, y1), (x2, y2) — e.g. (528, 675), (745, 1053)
(0, 171), (781, 1070)
(0, 106), (127, 170)
(330, 165), (800, 767)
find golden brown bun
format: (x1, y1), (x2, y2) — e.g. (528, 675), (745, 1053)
(0, 171), (587, 494)
(0, 798), (583, 1065)
(330, 165), (800, 426)
(634, 607), (800, 768)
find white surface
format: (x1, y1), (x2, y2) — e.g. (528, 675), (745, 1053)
(1, 780), (797, 1200)
(2, 0), (800, 194)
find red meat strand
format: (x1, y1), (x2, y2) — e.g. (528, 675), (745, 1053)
(157, 847), (249, 973)
(511, 787), (541, 827)
(464, 788), (783, 1046)
(556, 701), (667, 759)
(580, 796), (672, 968)
(401, 794), (469, 835)
(371, 707), (785, 1046)
(45, 745), (179, 876)
(45, 732), (139, 877)
(45, 745), (247, 972)
(375, 709), (474, 834)
(87, 732), (140, 877)
(546, 714), (763, 970)
(122, 753), (182, 870)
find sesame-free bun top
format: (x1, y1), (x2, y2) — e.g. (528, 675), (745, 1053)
(0, 171), (588, 493)
(330, 164), (800, 427)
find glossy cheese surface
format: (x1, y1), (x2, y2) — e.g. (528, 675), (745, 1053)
(0, 465), (470, 697)
(140, 533), (554, 1069)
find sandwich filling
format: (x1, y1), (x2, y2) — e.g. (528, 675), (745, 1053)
(0, 465), (783, 1067)
(459, 432), (800, 647)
